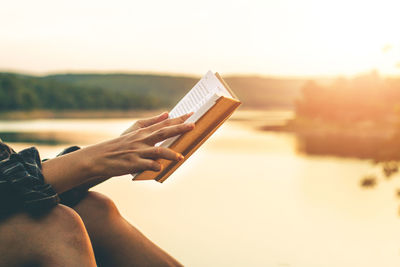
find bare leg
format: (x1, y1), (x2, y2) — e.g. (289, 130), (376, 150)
(0, 205), (96, 267)
(72, 191), (183, 267)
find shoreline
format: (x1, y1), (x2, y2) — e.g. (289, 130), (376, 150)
(0, 109), (167, 120)
(0, 107), (290, 121)
(259, 117), (400, 162)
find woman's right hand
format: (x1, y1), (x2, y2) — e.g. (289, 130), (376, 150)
(86, 113), (194, 179)
(42, 113), (194, 193)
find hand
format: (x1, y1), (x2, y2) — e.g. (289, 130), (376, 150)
(42, 112), (194, 193)
(87, 113), (194, 179)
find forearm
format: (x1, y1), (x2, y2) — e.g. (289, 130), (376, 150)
(42, 113), (193, 194)
(41, 148), (99, 194)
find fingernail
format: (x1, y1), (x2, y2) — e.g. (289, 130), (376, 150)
(177, 153), (184, 160)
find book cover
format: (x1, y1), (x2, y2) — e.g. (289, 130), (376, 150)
(133, 71), (241, 182)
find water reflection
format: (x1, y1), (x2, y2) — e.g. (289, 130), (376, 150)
(295, 130), (400, 166)
(0, 131), (71, 145)
(289, 125), (400, 216)
(296, 133), (390, 159)
(1, 112), (400, 266)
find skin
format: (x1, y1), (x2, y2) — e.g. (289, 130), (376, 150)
(0, 112), (193, 267)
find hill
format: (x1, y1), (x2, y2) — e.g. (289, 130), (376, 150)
(0, 72), (307, 112)
(224, 76), (304, 109)
(44, 73), (306, 109)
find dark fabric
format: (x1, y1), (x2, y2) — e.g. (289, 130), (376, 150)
(56, 146), (81, 156)
(0, 142), (59, 217)
(0, 140), (88, 218)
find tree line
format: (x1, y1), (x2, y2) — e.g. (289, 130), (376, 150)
(0, 73), (165, 111)
(295, 71), (400, 124)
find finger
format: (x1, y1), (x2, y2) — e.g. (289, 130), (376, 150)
(135, 112), (169, 128)
(134, 159), (162, 172)
(144, 112), (193, 134)
(121, 112), (169, 135)
(145, 123), (195, 145)
(139, 147), (184, 161)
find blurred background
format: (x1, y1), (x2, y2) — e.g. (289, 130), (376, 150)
(1, 0), (400, 266)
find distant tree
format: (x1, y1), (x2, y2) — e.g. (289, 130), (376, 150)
(0, 73), (168, 111)
(295, 72), (400, 124)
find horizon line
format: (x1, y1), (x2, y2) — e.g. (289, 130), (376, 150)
(0, 68), (399, 80)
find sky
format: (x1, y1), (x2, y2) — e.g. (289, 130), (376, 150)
(1, 0), (399, 77)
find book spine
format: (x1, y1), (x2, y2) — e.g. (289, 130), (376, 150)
(133, 96), (241, 182)
(156, 97), (241, 183)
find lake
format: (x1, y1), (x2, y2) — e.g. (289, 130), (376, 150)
(1, 110), (400, 267)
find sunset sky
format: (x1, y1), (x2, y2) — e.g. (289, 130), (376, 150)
(1, 0), (399, 77)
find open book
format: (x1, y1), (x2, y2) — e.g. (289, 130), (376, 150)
(132, 70), (241, 182)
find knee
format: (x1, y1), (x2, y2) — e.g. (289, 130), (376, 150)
(44, 205), (91, 246)
(38, 205), (96, 265)
(0, 205), (93, 265)
(77, 191), (120, 221)
(2, 204), (89, 242)
(48, 204), (84, 226)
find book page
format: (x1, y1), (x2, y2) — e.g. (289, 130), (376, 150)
(160, 94), (220, 148)
(168, 70), (232, 120)
(157, 71), (231, 148)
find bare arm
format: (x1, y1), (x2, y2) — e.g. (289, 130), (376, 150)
(41, 113), (193, 194)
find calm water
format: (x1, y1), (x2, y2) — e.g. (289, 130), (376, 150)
(1, 111), (400, 267)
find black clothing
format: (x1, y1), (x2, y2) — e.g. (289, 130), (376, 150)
(0, 140), (85, 218)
